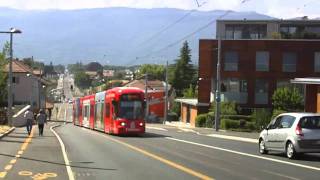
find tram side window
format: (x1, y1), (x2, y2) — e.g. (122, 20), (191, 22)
(105, 103), (110, 117)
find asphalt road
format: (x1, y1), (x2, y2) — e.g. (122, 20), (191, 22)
(53, 123), (320, 180)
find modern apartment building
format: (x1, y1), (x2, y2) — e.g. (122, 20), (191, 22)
(198, 39), (320, 113)
(216, 17), (320, 40)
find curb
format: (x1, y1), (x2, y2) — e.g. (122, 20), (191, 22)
(0, 127), (15, 139)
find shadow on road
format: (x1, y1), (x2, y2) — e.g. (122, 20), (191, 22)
(266, 152), (320, 162)
(0, 153), (117, 171)
(119, 132), (170, 139)
(0, 139), (26, 144)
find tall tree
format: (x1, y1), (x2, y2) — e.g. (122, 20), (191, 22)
(170, 41), (195, 97)
(137, 64), (165, 80)
(0, 42), (9, 103)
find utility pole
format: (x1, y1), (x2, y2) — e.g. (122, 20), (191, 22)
(8, 32), (13, 126)
(0, 28), (22, 126)
(214, 37), (221, 131)
(145, 73), (149, 119)
(164, 61), (169, 123)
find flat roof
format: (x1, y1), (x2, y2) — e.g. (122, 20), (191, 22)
(175, 98), (210, 107)
(217, 19), (320, 23)
(291, 78), (320, 85)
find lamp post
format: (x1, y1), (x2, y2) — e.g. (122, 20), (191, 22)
(0, 28), (22, 126)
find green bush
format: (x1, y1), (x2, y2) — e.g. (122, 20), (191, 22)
(167, 112), (179, 121)
(272, 109), (287, 119)
(206, 116), (214, 128)
(245, 122), (256, 131)
(272, 87), (303, 111)
(252, 108), (272, 130)
(195, 114), (207, 127)
(210, 101), (237, 115)
(221, 115), (252, 121)
(171, 102), (181, 117)
(220, 119), (240, 129)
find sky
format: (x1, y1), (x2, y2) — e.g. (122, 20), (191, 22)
(0, 0), (319, 19)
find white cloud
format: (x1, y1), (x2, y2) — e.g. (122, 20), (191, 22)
(0, 0), (319, 18)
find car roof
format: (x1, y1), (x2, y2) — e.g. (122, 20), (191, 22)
(280, 112), (320, 118)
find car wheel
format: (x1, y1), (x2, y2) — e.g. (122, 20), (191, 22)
(286, 142), (296, 159)
(259, 139), (268, 154)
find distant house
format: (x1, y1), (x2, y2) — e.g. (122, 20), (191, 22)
(124, 79), (172, 120)
(85, 71), (98, 79)
(4, 60), (48, 110)
(103, 70), (114, 77)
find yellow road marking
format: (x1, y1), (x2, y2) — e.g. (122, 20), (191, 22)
(44, 172), (58, 177)
(103, 135), (214, 180)
(18, 171), (33, 176)
(4, 165), (12, 171)
(9, 159), (16, 164)
(21, 143), (28, 150)
(0, 128), (34, 178)
(0, 172), (7, 178)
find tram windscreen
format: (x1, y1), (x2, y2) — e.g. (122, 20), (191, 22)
(119, 94), (143, 120)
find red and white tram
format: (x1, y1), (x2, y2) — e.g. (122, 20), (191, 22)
(73, 87), (145, 135)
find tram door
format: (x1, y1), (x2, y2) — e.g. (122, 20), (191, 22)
(82, 100), (90, 128)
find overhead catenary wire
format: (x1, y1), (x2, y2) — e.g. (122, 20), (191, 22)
(128, 0), (252, 66)
(137, 1), (207, 48)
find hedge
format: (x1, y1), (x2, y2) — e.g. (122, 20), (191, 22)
(220, 119), (240, 129)
(221, 115), (252, 121)
(195, 114), (207, 127)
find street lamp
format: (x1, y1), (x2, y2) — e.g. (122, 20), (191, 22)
(0, 28), (22, 127)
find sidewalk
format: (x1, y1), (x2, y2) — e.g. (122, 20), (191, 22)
(0, 125), (15, 139)
(0, 123), (69, 179)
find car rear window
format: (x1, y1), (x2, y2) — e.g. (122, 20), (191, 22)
(299, 116), (320, 129)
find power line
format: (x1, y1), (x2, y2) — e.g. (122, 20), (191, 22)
(137, 1), (207, 47)
(128, 0), (251, 66)
(137, 0), (251, 60)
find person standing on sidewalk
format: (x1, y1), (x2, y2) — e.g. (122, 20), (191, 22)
(36, 109), (47, 136)
(24, 108), (34, 135)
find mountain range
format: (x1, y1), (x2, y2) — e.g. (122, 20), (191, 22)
(0, 7), (275, 65)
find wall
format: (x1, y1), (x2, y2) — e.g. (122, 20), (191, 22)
(199, 39), (320, 113)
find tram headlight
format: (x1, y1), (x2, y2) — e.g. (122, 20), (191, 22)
(139, 122), (144, 126)
(120, 122), (126, 126)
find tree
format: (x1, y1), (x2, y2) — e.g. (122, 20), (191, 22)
(170, 41), (196, 97)
(182, 85), (197, 98)
(86, 62), (103, 72)
(137, 64), (165, 80)
(74, 71), (92, 89)
(0, 43), (9, 104)
(272, 87), (303, 111)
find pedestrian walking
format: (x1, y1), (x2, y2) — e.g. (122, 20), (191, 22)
(24, 107), (34, 135)
(36, 109), (47, 136)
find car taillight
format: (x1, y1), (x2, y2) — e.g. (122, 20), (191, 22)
(295, 124), (304, 136)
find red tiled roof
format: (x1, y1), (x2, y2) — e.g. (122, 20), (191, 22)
(4, 60), (33, 73)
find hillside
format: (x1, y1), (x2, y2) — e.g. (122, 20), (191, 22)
(0, 7), (274, 65)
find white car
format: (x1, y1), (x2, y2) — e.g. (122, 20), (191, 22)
(259, 112), (320, 159)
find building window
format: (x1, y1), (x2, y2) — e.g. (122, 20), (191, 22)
(224, 51), (238, 71)
(315, 52), (320, 72)
(282, 52), (297, 72)
(12, 76), (19, 84)
(255, 79), (268, 104)
(256, 51), (269, 71)
(220, 78), (247, 104)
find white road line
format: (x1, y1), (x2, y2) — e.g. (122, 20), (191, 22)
(178, 128), (196, 133)
(206, 134), (258, 143)
(262, 170), (301, 180)
(165, 137), (320, 172)
(50, 125), (75, 180)
(146, 127), (168, 131)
